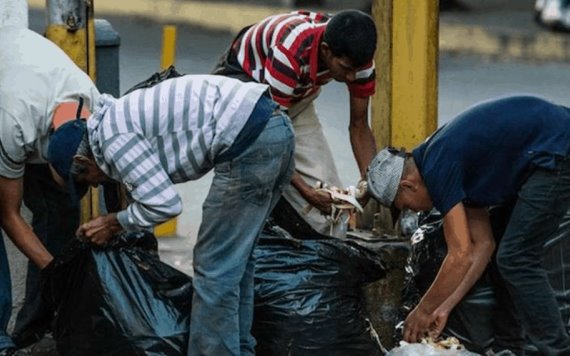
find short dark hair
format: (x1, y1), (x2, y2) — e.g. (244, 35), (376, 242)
(323, 10), (377, 68)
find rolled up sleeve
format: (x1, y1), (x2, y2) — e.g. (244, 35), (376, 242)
(0, 109), (26, 178)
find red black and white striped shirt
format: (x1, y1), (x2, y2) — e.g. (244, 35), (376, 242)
(231, 10), (376, 108)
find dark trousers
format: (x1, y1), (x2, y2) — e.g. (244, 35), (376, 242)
(496, 155), (570, 355)
(12, 164), (79, 348)
(0, 232), (14, 350)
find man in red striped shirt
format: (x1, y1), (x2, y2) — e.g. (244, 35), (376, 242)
(214, 9), (377, 238)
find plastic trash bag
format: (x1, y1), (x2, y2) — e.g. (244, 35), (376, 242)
(397, 207), (570, 354)
(123, 65), (183, 95)
(398, 211), (496, 353)
(47, 231), (193, 356)
(252, 223), (386, 356)
(386, 341), (481, 356)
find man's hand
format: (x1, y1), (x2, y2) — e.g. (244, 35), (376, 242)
(355, 179), (370, 208)
(304, 188), (334, 215)
(291, 172), (334, 214)
(429, 307), (450, 340)
(76, 213), (122, 245)
(403, 304), (436, 343)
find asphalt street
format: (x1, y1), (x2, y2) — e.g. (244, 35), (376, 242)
(6, 2), (570, 348)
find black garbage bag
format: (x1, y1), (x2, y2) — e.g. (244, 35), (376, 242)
(47, 231), (193, 356)
(123, 65), (184, 95)
(252, 223), (386, 356)
(397, 208), (570, 354)
(398, 211), (496, 354)
(542, 210), (570, 332)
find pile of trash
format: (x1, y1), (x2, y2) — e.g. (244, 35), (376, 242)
(46, 231), (193, 355)
(386, 337), (482, 356)
(252, 223), (387, 355)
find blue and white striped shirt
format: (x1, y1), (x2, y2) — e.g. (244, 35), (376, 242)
(87, 74), (270, 230)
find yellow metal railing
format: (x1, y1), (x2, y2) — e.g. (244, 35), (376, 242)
(154, 25), (178, 237)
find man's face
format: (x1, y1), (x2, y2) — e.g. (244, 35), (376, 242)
(73, 161), (109, 188)
(327, 56), (359, 83)
(393, 181), (433, 213)
(49, 158), (108, 193)
(320, 43), (361, 83)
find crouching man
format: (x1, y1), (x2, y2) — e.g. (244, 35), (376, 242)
(47, 74), (295, 355)
(366, 95), (570, 355)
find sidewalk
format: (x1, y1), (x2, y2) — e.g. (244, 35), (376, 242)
(27, 0), (570, 62)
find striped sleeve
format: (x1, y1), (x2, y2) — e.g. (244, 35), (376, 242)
(106, 132), (183, 230)
(264, 44), (301, 107)
(347, 61), (376, 98)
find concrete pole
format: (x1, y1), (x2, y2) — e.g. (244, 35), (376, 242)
(0, 0), (28, 28)
(46, 0), (98, 223)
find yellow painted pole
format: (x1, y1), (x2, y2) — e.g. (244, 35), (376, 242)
(391, 0), (439, 149)
(160, 25), (177, 69)
(364, 4), (439, 347)
(370, 0), (393, 150)
(86, 1), (99, 221)
(154, 25), (178, 237)
(46, 0), (98, 223)
(371, 0), (438, 150)
(367, 0), (439, 234)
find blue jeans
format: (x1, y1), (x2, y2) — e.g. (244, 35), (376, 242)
(188, 112), (295, 356)
(0, 232), (14, 350)
(496, 154), (570, 355)
(12, 164), (79, 348)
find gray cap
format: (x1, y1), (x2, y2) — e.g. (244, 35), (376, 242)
(366, 147), (406, 207)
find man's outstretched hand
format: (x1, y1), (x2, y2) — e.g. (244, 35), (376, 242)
(76, 213), (122, 245)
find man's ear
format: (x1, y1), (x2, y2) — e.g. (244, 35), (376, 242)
(320, 42), (332, 57)
(73, 155), (95, 168)
(400, 179), (416, 192)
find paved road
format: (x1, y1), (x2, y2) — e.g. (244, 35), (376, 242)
(6, 5), (570, 335)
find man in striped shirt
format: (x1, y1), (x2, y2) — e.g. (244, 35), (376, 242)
(47, 74), (295, 355)
(213, 9), (377, 237)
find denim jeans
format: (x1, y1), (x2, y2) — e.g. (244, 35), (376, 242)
(496, 154), (570, 355)
(0, 232), (14, 351)
(12, 164), (79, 347)
(188, 112), (295, 356)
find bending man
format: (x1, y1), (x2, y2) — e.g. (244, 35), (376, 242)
(47, 74), (295, 355)
(213, 9), (377, 237)
(366, 95), (570, 354)
(0, 27), (99, 353)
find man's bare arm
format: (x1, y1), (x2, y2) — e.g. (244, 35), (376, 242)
(0, 175), (52, 268)
(404, 203), (482, 342)
(348, 95), (376, 178)
(430, 207), (495, 336)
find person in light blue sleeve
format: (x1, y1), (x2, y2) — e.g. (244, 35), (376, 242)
(47, 74), (295, 355)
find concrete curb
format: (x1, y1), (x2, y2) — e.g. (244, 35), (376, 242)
(28, 0), (570, 62)
(440, 23), (570, 62)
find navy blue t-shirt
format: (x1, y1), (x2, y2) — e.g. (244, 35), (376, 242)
(412, 95), (570, 215)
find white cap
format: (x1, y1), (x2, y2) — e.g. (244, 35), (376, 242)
(366, 147), (406, 207)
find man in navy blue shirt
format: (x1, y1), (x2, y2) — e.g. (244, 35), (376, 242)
(366, 95), (570, 354)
